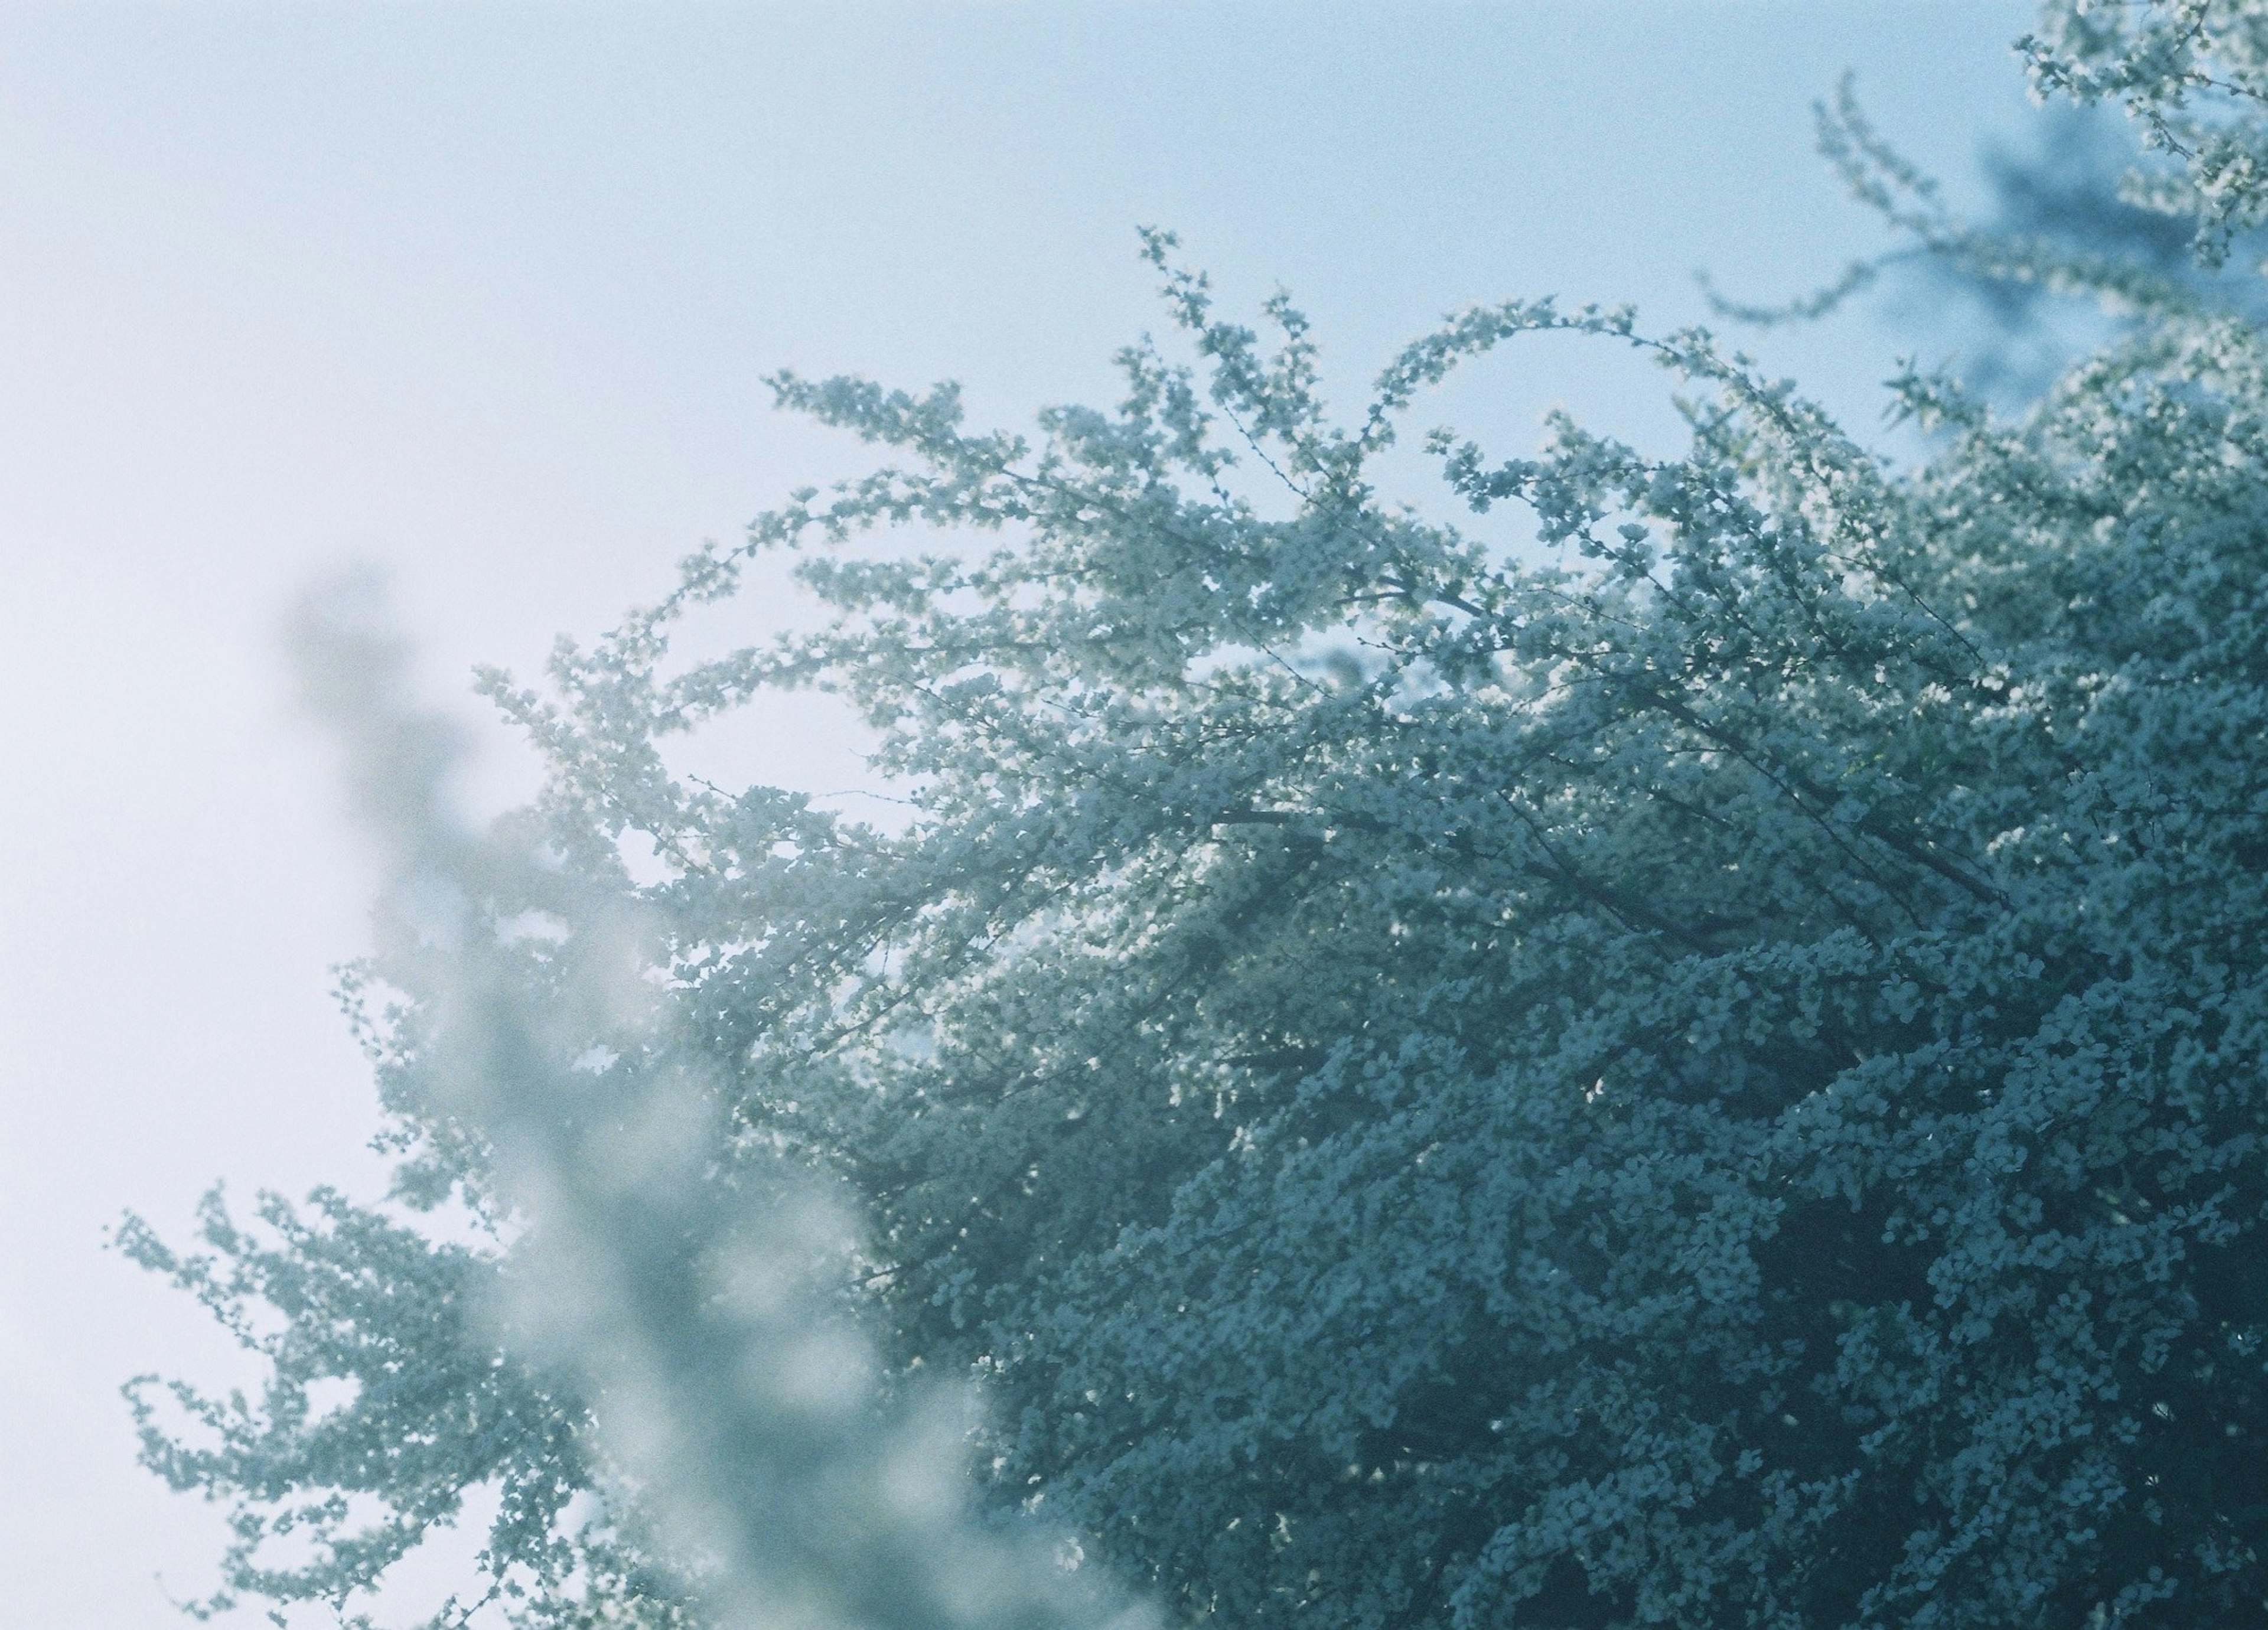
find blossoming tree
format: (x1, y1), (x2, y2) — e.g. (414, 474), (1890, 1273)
(122, 6), (2268, 1627)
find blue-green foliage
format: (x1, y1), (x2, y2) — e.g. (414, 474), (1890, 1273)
(125, 7), (2268, 1627)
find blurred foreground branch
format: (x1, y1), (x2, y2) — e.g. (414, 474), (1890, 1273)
(287, 575), (1146, 1630)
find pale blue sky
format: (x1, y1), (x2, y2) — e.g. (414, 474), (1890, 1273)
(0, 4), (2036, 1623)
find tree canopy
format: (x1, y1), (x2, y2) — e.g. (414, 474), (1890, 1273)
(120, 7), (2268, 1628)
